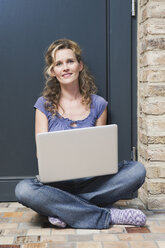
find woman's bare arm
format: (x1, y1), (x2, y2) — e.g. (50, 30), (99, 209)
(95, 107), (107, 126)
(35, 109), (48, 143)
(35, 109), (48, 158)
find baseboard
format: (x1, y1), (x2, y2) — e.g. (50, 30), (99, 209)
(0, 176), (35, 201)
(0, 177), (138, 201)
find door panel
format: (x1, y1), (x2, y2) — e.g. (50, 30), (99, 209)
(108, 0), (132, 161)
(0, 0), (135, 200)
(0, 0), (107, 178)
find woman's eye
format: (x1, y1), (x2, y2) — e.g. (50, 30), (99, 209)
(68, 60), (74, 63)
(55, 62), (62, 66)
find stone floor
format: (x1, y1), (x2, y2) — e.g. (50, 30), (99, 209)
(0, 199), (165, 248)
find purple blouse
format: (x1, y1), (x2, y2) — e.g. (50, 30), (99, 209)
(34, 94), (108, 132)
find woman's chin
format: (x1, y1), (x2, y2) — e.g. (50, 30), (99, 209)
(59, 79), (79, 86)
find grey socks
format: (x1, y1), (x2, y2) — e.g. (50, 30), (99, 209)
(48, 208), (146, 228)
(110, 208), (146, 226)
(48, 217), (66, 228)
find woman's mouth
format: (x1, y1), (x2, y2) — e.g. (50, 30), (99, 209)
(62, 73), (72, 78)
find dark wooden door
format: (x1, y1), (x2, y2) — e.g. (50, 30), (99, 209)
(0, 0), (136, 200)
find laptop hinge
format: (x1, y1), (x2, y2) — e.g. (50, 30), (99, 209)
(131, 147), (137, 161)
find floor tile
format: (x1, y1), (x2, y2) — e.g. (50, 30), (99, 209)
(129, 241), (158, 248)
(16, 208), (32, 212)
(68, 234), (93, 242)
(10, 216), (33, 224)
(144, 233), (165, 241)
(103, 241), (129, 248)
(149, 226), (165, 233)
(125, 227), (150, 233)
(0, 231), (4, 236)
(0, 199), (164, 248)
(51, 228), (75, 235)
(77, 242), (102, 248)
(0, 218), (10, 224)
(76, 229), (100, 234)
(0, 237), (14, 245)
(3, 229), (27, 237)
(146, 220), (159, 226)
(8, 203), (24, 208)
(0, 246), (20, 248)
(41, 235), (66, 242)
(0, 203), (10, 208)
(112, 224), (135, 228)
(146, 213), (165, 220)
(27, 229), (51, 236)
(0, 209), (17, 213)
(158, 220), (165, 225)
(0, 224), (18, 230)
(157, 241), (165, 248)
(22, 243), (46, 248)
(18, 223), (42, 229)
(101, 226), (125, 234)
(11, 212), (38, 223)
(118, 233), (144, 240)
(14, 235), (40, 244)
(3, 213), (23, 218)
(93, 234), (118, 241)
(48, 243), (76, 248)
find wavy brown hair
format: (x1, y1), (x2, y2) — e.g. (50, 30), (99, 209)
(42, 39), (97, 116)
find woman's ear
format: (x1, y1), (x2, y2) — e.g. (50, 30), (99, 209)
(50, 66), (56, 77)
(79, 61), (83, 72)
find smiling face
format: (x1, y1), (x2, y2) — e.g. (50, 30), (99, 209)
(51, 48), (83, 86)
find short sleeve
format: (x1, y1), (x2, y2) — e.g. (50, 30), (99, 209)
(92, 94), (108, 119)
(34, 96), (49, 118)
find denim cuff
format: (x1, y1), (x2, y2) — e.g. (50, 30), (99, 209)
(104, 209), (111, 229)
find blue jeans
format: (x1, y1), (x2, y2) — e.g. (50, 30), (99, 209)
(15, 160), (146, 229)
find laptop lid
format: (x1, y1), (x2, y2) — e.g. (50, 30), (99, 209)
(36, 124), (118, 183)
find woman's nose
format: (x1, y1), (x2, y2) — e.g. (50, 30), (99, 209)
(63, 63), (69, 70)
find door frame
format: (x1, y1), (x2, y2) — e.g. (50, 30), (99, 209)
(106, 0), (137, 161)
(0, 0), (137, 201)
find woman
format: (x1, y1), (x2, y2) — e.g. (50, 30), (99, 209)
(15, 39), (146, 229)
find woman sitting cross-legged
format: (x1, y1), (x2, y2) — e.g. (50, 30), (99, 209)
(15, 39), (146, 229)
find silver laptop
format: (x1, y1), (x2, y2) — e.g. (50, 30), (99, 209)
(36, 124), (118, 183)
